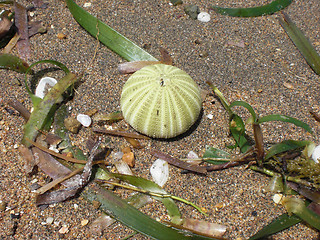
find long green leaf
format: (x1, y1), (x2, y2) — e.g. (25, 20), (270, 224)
(265, 140), (312, 159)
(230, 114), (253, 153)
(202, 146), (230, 164)
(279, 13), (320, 75)
(212, 0), (292, 17)
(249, 213), (301, 240)
(111, 173), (182, 223)
(85, 184), (222, 240)
(282, 197), (320, 230)
(0, 53), (30, 73)
(258, 114), (313, 134)
(66, 0), (157, 62)
(229, 100), (257, 122)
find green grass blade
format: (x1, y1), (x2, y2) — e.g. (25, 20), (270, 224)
(202, 146), (230, 164)
(212, 0), (292, 17)
(229, 100), (257, 122)
(282, 197), (320, 230)
(258, 114), (313, 134)
(265, 140), (312, 159)
(111, 173), (182, 222)
(0, 53), (30, 73)
(279, 13), (320, 75)
(85, 184), (223, 240)
(249, 213), (301, 240)
(230, 114), (253, 153)
(66, 0), (157, 62)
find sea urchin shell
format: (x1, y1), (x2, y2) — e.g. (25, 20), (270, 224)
(120, 64), (202, 138)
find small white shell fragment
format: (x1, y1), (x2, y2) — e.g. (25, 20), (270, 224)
(35, 77), (57, 99)
(187, 151), (199, 159)
(272, 194), (283, 204)
(113, 151), (124, 160)
(46, 217), (54, 224)
(197, 12), (211, 22)
(150, 159), (169, 187)
(76, 114), (92, 127)
(49, 145), (59, 153)
(311, 145), (320, 163)
(83, 2), (91, 7)
(207, 113), (214, 120)
(58, 225), (69, 234)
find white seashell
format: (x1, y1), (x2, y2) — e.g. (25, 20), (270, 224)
(76, 114), (92, 127)
(187, 150), (199, 159)
(120, 64), (202, 138)
(197, 12), (211, 22)
(311, 145), (320, 163)
(35, 77), (57, 99)
(150, 159), (169, 187)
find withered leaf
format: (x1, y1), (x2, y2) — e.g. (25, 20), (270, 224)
(151, 149), (207, 174)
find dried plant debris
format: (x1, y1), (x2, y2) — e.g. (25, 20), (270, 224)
(28, 21), (47, 37)
(35, 141), (100, 206)
(14, 2), (31, 60)
(0, 10), (16, 48)
(151, 149), (207, 174)
(93, 127), (150, 139)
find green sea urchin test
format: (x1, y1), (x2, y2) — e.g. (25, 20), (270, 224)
(120, 64), (202, 138)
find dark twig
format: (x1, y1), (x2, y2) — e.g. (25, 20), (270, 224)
(8, 99), (30, 121)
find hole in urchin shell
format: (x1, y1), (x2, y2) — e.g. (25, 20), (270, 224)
(160, 78), (164, 86)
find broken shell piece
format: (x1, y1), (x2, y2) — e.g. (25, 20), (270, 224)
(150, 159), (169, 187)
(35, 77), (57, 99)
(197, 12), (211, 22)
(311, 145), (320, 163)
(77, 114), (92, 127)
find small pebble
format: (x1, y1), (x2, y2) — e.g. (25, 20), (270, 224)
(197, 12), (210, 22)
(122, 152), (135, 168)
(91, 200), (101, 209)
(81, 219), (89, 226)
(57, 33), (67, 39)
(77, 114), (92, 127)
(199, 51), (209, 58)
(46, 217), (54, 224)
(0, 200), (7, 211)
(83, 2), (91, 7)
(283, 82), (293, 89)
(184, 5), (200, 20)
(58, 225), (69, 234)
(74, 203), (79, 209)
(214, 202), (225, 209)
